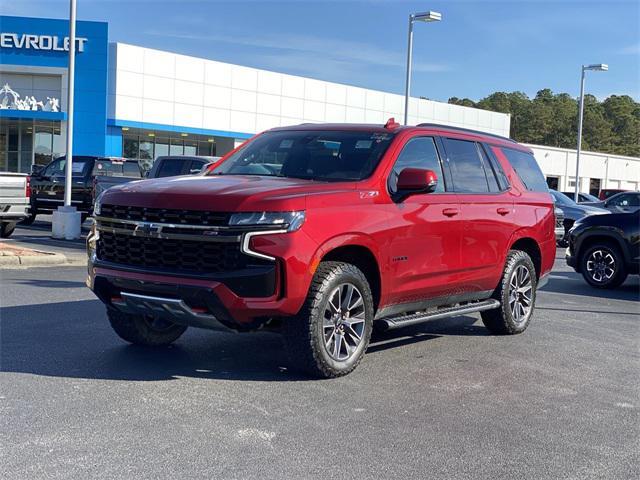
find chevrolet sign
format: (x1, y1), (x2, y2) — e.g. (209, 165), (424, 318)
(0, 33), (88, 52)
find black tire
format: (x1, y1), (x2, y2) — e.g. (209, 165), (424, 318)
(0, 222), (16, 238)
(481, 250), (537, 335)
(580, 242), (627, 289)
(107, 307), (188, 346)
(19, 211), (37, 226)
(282, 261), (374, 378)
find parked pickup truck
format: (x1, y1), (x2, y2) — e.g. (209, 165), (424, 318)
(92, 156), (219, 205)
(24, 156), (136, 225)
(146, 155), (221, 178)
(88, 120), (556, 378)
(0, 173), (30, 237)
(92, 158), (144, 205)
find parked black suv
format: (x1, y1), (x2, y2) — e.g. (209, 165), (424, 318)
(566, 210), (639, 288)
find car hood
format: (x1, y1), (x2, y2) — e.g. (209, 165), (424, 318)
(100, 174), (356, 211)
(579, 204), (609, 214)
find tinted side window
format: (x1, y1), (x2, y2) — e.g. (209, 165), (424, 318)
(156, 159), (186, 178)
(123, 162), (141, 177)
(476, 145), (500, 192)
(608, 193), (639, 207)
(501, 148), (548, 192)
(482, 144), (510, 191)
(389, 137), (444, 193)
(188, 160), (206, 174)
(444, 138), (490, 193)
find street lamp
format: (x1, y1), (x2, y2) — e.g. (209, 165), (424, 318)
(52, 0), (82, 240)
(403, 11), (442, 125)
(574, 63), (608, 202)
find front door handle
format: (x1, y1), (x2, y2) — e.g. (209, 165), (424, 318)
(442, 208), (459, 217)
(497, 207), (511, 216)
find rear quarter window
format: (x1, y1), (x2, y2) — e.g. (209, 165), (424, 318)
(501, 148), (548, 192)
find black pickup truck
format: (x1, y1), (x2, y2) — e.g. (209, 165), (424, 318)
(22, 156), (141, 225)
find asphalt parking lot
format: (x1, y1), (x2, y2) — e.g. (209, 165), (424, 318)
(1, 238), (639, 479)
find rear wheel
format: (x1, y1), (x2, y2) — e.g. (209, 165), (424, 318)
(19, 211), (37, 226)
(481, 250), (537, 335)
(107, 307), (188, 346)
(580, 243), (627, 289)
(0, 222), (16, 238)
(283, 261), (373, 378)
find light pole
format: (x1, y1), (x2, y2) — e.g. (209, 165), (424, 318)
(403, 10), (441, 125)
(52, 0), (81, 239)
(574, 63), (608, 202)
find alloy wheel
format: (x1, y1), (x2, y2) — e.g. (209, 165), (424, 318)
(509, 265), (533, 325)
(323, 283), (366, 361)
(586, 249), (616, 284)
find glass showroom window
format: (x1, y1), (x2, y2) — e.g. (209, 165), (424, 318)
(123, 134), (139, 159)
(155, 137), (169, 158)
(197, 141), (215, 156)
(139, 138), (154, 160)
(34, 123), (65, 165)
(184, 140), (197, 156)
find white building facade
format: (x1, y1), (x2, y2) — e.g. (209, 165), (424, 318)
(107, 42), (511, 168)
(528, 144), (640, 195)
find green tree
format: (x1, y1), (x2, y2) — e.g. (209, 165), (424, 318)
(448, 90), (640, 156)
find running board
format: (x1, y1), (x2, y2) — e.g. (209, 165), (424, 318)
(377, 299), (501, 331)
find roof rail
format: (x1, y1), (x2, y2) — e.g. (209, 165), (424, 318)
(416, 123), (517, 144)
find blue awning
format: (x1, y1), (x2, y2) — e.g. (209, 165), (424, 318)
(0, 110), (66, 121)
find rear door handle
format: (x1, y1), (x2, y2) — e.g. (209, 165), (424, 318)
(497, 207), (511, 216)
(442, 208), (459, 217)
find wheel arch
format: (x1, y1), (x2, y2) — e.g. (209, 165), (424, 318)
(575, 232), (628, 272)
(509, 237), (542, 280)
(317, 240), (382, 313)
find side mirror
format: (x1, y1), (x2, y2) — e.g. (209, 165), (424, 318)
(31, 164), (44, 177)
(396, 168), (438, 199)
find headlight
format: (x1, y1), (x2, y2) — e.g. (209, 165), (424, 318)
(229, 211), (306, 232)
(93, 192), (104, 216)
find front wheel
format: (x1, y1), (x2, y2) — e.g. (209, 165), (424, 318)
(107, 308), (188, 346)
(580, 243), (627, 289)
(283, 261), (374, 378)
(481, 250), (537, 335)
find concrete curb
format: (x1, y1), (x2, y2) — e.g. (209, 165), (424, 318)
(0, 252), (87, 268)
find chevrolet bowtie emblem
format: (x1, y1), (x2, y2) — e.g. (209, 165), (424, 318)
(133, 223), (162, 236)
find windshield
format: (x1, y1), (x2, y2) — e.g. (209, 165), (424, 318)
(44, 157), (92, 177)
(550, 190), (574, 207)
(211, 130), (395, 181)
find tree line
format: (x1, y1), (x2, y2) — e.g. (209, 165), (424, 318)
(448, 90), (640, 157)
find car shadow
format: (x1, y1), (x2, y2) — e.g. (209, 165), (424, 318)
(540, 271), (640, 302)
(14, 279), (87, 288)
(1, 300), (486, 382)
(367, 315), (486, 353)
(10, 233), (87, 251)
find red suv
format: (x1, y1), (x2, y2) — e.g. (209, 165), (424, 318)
(88, 120), (555, 377)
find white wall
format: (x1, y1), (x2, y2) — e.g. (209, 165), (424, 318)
(109, 43), (511, 137)
(528, 144), (640, 192)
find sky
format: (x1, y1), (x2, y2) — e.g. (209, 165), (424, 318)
(4, 0), (639, 102)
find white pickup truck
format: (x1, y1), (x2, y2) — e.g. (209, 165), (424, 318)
(0, 173), (30, 238)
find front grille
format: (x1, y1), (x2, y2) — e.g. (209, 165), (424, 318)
(97, 232), (268, 274)
(555, 217), (563, 228)
(100, 204), (230, 226)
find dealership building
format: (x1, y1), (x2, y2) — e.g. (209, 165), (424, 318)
(1, 15), (638, 194)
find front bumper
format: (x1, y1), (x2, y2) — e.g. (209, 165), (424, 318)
(555, 226), (565, 243)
